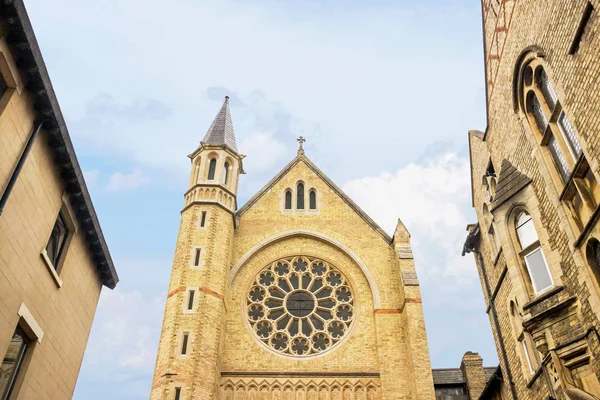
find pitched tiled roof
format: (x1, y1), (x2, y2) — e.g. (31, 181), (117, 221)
(491, 159), (532, 211)
(202, 96), (238, 152)
(431, 367), (499, 385)
(432, 369), (466, 385)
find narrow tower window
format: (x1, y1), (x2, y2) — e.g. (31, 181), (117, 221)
(181, 333), (189, 355)
(309, 190), (317, 210)
(174, 388), (182, 400)
(285, 190), (292, 210)
(200, 211), (207, 228)
(297, 183), (304, 209)
(223, 162), (230, 185)
(194, 249), (201, 267)
(187, 290), (195, 310)
(207, 159), (217, 180)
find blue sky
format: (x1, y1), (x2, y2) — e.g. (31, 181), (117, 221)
(24, 1), (496, 398)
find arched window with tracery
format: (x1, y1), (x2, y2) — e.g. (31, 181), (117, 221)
(284, 190), (292, 210)
(207, 159), (217, 180)
(297, 183), (304, 209)
(514, 210), (553, 294)
(520, 58), (599, 233)
(223, 162), (230, 185)
(309, 189), (317, 210)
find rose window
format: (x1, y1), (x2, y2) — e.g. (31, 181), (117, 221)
(246, 256), (355, 357)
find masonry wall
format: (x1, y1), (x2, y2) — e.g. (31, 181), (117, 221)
(0, 35), (103, 399)
(469, 0), (600, 399)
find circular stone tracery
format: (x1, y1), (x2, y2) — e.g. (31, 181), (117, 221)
(246, 256), (355, 357)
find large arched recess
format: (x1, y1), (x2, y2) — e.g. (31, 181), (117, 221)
(228, 229), (382, 309)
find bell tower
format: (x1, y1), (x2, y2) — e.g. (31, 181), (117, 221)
(151, 96), (244, 400)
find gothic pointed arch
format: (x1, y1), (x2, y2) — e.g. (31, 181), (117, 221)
(228, 229), (382, 309)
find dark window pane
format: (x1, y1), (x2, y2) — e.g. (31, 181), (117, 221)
(194, 249), (201, 266)
(297, 183), (304, 209)
(207, 159), (217, 180)
(538, 68), (557, 110)
(547, 135), (570, 182)
(558, 112), (582, 159)
(181, 334), (188, 355)
(200, 211), (207, 227)
(0, 73), (7, 101)
(531, 93), (548, 132)
(174, 388), (181, 400)
(285, 191), (292, 209)
(223, 162), (229, 184)
(46, 212), (68, 268)
(187, 290), (195, 310)
(309, 191), (316, 210)
(0, 328), (29, 400)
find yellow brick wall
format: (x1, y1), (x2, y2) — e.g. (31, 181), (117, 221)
(0, 75), (103, 398)
(469, 0), (600, 398)
(152, 156), (436, 399)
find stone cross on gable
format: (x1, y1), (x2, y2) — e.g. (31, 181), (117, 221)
(297, 136), (306, 155)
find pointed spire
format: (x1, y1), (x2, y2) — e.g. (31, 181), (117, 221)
(202, 96), (238, 152)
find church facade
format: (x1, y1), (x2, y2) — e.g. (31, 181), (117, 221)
(464, 1), (600, 399)
(150, 97), (436, 400)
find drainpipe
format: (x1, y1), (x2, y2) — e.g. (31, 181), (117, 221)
(0, 122), (43, 215)
(463, 225), (518, 400)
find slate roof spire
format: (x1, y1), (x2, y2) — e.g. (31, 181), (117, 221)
(202, 96), (238, 152)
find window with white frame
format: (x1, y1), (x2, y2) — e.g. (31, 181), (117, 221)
(515, 211), (553, 294)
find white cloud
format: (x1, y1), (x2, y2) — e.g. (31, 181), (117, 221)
(239, 132), (287, 174)
(343, 152), (474, 280)
(106, 170), (151, 192)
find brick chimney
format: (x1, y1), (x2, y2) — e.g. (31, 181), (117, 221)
(461, 352), (486, 400)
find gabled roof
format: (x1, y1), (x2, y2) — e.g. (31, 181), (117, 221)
(236, 153), (393, 243)
(1, 0), (118, 288)
(202, 96), (238, 152)
(491, 159), (532, 212)
(431, 367), (498, 385)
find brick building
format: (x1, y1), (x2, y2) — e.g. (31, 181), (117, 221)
(0, 1), (118, 399)
(463, 0), (600, 399)
(150, 97), (438, 399)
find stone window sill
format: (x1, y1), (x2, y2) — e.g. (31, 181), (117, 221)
(40, 249), (63, 288)
(525, 365), (544, 388)
(523, 285), (564, 310)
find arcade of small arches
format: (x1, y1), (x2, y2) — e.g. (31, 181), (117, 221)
(184, 186), (235, 210)
(188, 151), (238, 190)
(220, 379), (381, 400)
(283, 182), (319, 213)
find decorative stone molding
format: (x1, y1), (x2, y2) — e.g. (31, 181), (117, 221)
(396, 244), (413, 259)
(229, 229), (381, 309)
(220, 377), (381, 400)
(401, 270), (419, 286)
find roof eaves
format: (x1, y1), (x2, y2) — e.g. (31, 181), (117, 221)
(3, 0), (118, 288)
